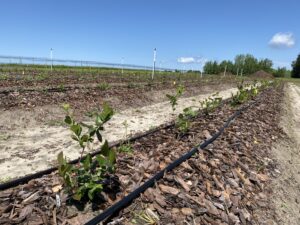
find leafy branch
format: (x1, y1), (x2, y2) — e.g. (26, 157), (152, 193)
(166, 84), (185, 111)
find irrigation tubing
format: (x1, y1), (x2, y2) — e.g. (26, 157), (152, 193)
(84, 99), (257, 225)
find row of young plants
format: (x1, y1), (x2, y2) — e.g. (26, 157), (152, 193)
(56, 79), (275, 203)
(166, 80), (275, 136)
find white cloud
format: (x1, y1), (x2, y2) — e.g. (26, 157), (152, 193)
(177, 56), (207, 64)
(269, 32), (295, 48)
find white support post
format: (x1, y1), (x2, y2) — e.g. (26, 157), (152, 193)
(121, 57), (124, 74)
(223, 65), (227, 76)
(50, 48), (53, 72)
(152, 48), (156, 80)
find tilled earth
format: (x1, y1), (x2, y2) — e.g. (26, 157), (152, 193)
(0, 80), (236, 114)
(0, 86), (284, 224)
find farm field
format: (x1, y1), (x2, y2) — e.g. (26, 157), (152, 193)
(0, 67), (242, 180)
(0, 66), (300, 225)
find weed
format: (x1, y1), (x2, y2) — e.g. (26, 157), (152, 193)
(132, 209), (160, 225)
(97, 82), (111, 91)
(0, 176), (12, 183)
(59, 84), (66, 91)
(127, 82), (138, 88)
(0, 134), (10, 141)
(0, 74), (8, 80)
(118, 143), (133, 154)
(118, 120), (133, 154)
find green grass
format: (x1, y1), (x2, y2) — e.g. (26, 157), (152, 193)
(276, 77), (300, 85)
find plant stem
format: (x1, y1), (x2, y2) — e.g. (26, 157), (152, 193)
(79, 146), (86, 166)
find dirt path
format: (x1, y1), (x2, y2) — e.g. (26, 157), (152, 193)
(271, 83), (300, 224)
(0, 87), (238, 180)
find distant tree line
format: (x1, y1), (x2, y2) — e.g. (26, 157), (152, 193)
(291, 54), (300, 78)
(203, 54), (289, 77)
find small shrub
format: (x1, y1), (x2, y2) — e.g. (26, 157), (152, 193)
(58, 103), (116, 201)
(200, 93), (222, 115)
(176, 113), (190, 135)
(182, 106), (198, 118)
(166, 84), (185, 111)
(57, 141), (116, 201)
(231, 82), (249, 106)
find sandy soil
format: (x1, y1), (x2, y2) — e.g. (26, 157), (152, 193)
(0, 87), (238, 180)
(271, 83), (300, 224)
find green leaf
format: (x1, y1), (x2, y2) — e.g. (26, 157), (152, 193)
(57, 152), (65, 166)
(108, 149), (116, 165)
(99, 103), (114, 123)
(87, 184), (103, 200)
(62, 103), (70, 112)
(80, 122), (93, 129)
(70, 124), (82, 136)
(95, 115), (102, 126)
(89, 127), (96, 137)
(96, 155), (106, 167)
(64, 172), (74, 187)
(81, 134), (89, 142)
(64, 116), (72, 125)
(100, 140), (110, 157)
(71, 134), (79, 142)
(96, 129), (102, 142)
(73, 186), (86, 201)
(83, 154), (91, 171)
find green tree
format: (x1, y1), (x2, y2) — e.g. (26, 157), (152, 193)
(203, 60), (220, 74)
(219, 60), (234, 74)
(273, 67), (287, 78)
(291, 54), (300, 78)
(258, 58), (273, 73)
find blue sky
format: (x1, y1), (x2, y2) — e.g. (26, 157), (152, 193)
(0, 0), (299, 70)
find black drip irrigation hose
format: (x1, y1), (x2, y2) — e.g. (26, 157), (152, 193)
(0, 122), (174, 191)
(84, 99), (258, 225)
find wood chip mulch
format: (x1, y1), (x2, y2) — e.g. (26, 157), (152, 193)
(0, 86), (284, 225)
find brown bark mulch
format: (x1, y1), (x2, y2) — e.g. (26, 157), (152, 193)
(0, 86), (283, 225)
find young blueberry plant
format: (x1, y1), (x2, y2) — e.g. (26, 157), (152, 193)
(175, 107), (198, 136)
(200, 92), (222, 115)
(249, 82), (259, 98)
(166, 84), (185, 111)
(58, 103), (116, 201)
(230, 82), (249, 106)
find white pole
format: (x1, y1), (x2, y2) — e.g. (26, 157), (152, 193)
(121, 57), (124, 74)
(152, 48), (156, 80)
(50, 48), (53, 72)
(223, 65), (227, 76)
